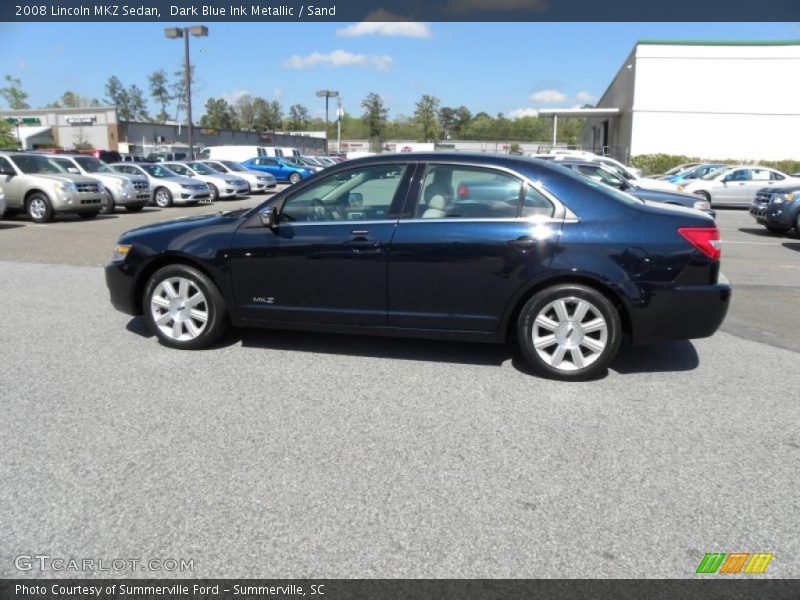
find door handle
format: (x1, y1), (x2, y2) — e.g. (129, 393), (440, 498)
(345, 239), (382, 252)
(509, 236), (537, 249)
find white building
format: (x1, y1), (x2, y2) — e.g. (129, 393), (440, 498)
(578, 40), (800, 161)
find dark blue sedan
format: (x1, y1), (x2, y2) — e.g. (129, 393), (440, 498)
(240, 156), (312, 184)
(105, 153), (731, 380)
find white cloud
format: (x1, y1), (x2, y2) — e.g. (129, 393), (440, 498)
(529, 89), (567, 103)
(337, 10), (431, 38)
(508, 107), (539, 119)
(575, 90), (595, 103)
(282, 50), (393, 72)
(220, 89), (252, 104)
(444, 0), (548, 14)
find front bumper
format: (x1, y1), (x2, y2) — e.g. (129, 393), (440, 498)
(53, 192), (104, 212)
(105, 261), (140, 316)
(176, 190), (211, 204)
(630, 274), (731, 345)
(750, 201), (795, 229)
(219, 184), (250, 198)
(114, 189), (151, 207)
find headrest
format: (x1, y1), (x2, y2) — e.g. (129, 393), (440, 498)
(427, 195), (446, 210)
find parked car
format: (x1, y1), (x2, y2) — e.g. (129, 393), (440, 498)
(311, 156), (337, 167)
(750, 185), (800, 234)
(555, 160), (715, 218)
(109, 162), (210, 207)
(105, 153), (730, 381)
(538, 154), (679, 192)
(49, 154), (150, 214)
(240, 156), (313, 184)
(147, 152), (188, 163)
(78, 149), (122, 164)
(120, 154), (150, 163)
(198, 159), (277, 193)
(162, 161), (248, 201)
(658, 162), (702, 178)
(667, 163), (728, 184)
(0, 151), (105, 222)
(681, 165), (800, 207)
(284, 156), (324, 173)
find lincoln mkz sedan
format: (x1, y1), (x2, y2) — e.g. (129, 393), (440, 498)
(105, 154), (731, 380)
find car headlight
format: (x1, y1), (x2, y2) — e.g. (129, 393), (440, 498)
(774, 193), (795, 204)
(122, 179), (134, 191)
(112, 243), (131, 262)
(57, 181), (77, 193)
(693, 200), (711, 211)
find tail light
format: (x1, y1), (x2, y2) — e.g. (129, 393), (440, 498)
(457, 184), (469, 199)
(678, 226), (721, 260)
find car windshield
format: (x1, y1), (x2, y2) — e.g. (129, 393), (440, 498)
(577, 173), (643, 206)
(10, 154), (65, 174)
(141, 164), (178, 178)
(186, 162), (217, 175)
(220, 160), (245, 172)
(701, 167), (731, 181)
(75, 156), (113, 173)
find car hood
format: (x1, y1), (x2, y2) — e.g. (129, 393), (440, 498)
(120, 208), (249, 241)
(33, 173), (103, 185)
(156, 175), (205, 186)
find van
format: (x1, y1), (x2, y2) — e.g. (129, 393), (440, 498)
(261, 146), (301, 158)
(200, 146), (267, 162)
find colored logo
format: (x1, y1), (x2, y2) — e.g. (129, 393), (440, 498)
(696, 552), (773, 574)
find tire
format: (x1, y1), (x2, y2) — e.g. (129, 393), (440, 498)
(26, 193), (54, 223)
(154, 187), (173, 208)
(78, 212), (99, 220)
(517, 284), (622, 381)
(126, 205), (144, 212)
(795, 212), (800, 236)
(289, 172), (301, 185)
(100, 190), (115, 214)
(207, 183), (219, 201)
(765, 224), (790, 234)
(694, 190), (711, 204)
(143, 264), (228, 350)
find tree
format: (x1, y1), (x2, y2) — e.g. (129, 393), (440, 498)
(128, 85), (149, 121)
(288, 104), (310, 130)
(361, 93), (388, 152)
(0, 75), (30, 109)
(251, 97), (282, 131)
(234, 94), (255, 130)
(0, 120), (18, 147)
(171, 64), (195, 123)
(454, 106), (473, 138)
(438, 106), (457, 139)
(414, 94), (440, 142)
(45, 91), (101, 109)
(199, 97), (237, 130)
(148, 69), (171, 122)
(105, 76), (131, 120)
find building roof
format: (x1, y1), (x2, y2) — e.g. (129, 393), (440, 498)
(638, 39), (800, 47)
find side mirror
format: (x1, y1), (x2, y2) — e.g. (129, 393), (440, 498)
(260, 206), (279, 229)
(616, 179), (630, 190)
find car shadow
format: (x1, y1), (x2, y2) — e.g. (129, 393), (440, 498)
(782, 243), (800, 253)
(0, 222), (25, 230)
(126, 317), (701, 377)
(738, 227), (793, 238)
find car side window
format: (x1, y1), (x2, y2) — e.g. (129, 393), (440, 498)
(0, 157), (14, 173)
(282, 164), (408, 223)
(521, 185), (556, 218)
(728, 169), (750, 181)
(751, 169), (771, 181)
(417, 165), (522, 219)
(769, 171), (785, 181)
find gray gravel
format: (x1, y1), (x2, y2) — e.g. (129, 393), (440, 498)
(1, 248), (799, 578)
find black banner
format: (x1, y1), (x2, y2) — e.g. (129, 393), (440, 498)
(2, 0), (800, 22)
(2, 580), (800, 600)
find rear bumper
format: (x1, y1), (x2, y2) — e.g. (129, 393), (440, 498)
(630, 275), (731, 345)
(105, 261), (140, 316)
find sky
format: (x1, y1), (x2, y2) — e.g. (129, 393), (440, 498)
(0, 21), (798, 120)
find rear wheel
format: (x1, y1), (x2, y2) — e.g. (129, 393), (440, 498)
(27, 193), (53, 223)
(289, 172), (301, 184)
(154, 187), (173, 208)
(766, 224), (790, 234)
(144, 264), (228, 350)
(517, 284), (621, 381)
(100, 190), (115, 214)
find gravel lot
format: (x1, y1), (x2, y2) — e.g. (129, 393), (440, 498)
(0, 202), (798, 578)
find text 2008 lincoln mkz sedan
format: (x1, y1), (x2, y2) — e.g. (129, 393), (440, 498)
(105, 153), (731, 380)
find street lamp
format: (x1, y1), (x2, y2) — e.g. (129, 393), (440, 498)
(316, 90), (339, 153)
(165, 25), (208, 159)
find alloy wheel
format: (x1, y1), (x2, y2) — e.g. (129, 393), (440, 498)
(155, 189), (171, 208)
(531, 296), (608, 371)
(150, 277), (209, 341)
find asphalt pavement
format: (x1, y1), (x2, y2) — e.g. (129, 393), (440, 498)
(0, 203), (798, 578)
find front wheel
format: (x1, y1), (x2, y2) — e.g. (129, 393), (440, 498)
(288, 172), (301, 185)
(100, 191), (115, 214)
(27, 193), (54, 223)
(154, 187), (173, 208)
(517, 284), (622, 381)
(143, 265), (229, 350)
(207, 183), (219, 201)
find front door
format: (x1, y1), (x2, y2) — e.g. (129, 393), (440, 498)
(387, 163), (562, 332)
(229, 162), (413, 326)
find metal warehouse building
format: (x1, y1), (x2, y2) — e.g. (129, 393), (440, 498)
(577, 40), (800, 161)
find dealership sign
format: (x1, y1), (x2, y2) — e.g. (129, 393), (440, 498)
(4, 117), (41, 125)
(65, 115), (97, 125)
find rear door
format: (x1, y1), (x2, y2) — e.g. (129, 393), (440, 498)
(387, 162), (562, 332)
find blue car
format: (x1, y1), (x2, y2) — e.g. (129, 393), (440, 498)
(105, 153), (730, 381)
(668, 163), (727, 185)
(240, 156), (312, 184)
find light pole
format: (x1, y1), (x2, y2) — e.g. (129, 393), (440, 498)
(165, 25), (208, 159)
(336, 96), (342, 154)
(315, 90), (339, 154)
(14, 119), (22, 150)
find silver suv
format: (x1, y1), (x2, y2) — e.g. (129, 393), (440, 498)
(0, 152), (105, 222)
(49, 154), (150, 214)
